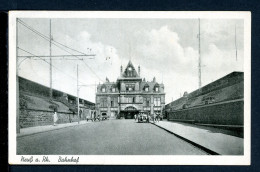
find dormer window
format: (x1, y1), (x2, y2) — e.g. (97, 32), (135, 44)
(112, 88), (116, 92)
(102, 87), (106, 93)
(154, 83), (160, 92)
(144, 83), (149, 92)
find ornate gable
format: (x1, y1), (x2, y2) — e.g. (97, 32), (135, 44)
(122, 61), (139, 78)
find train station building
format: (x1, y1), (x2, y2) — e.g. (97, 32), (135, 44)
(95, 61), (165, 119)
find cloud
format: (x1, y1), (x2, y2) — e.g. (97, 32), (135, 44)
(18, 19), (244, 104)
(131, 25), (243, 103)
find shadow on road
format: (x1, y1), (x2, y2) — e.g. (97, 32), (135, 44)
(168, 121), (243, 138)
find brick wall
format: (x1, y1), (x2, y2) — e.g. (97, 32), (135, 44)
(168, 99), (244, 125)
(19, 108), (79, 128)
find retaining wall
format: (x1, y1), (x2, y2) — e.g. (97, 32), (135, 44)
(168, 99), (244, 125)
(19, 108), (79, 128)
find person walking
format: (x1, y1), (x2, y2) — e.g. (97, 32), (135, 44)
(157, 113), (160, 123)
(153, 113), (156, 123)
(134, 114), (137, 121)
(53, 110), (58, 126)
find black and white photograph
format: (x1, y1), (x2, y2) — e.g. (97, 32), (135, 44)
(8, 11), (251, 165)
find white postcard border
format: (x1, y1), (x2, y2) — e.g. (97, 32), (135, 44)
(8, 11), (251, 165)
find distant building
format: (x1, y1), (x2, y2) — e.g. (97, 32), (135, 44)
(96, 61), (165, 119)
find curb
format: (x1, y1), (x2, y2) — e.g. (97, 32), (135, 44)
(151, 122), (220, 155)
(17, 122), (89, 138)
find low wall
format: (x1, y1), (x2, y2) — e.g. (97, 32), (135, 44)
(168, 99), (244, 126)
(19, 108), (79, 128)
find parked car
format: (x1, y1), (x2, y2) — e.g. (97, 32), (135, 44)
(101, 113), (108, 120)
(137, 112), (149, 123)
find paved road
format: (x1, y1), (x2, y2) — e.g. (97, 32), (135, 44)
(17, 120), (207, 155)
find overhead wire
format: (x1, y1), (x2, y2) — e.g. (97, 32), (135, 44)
(18, 19), (88, 55)
(18, 19), (104, 82)
(18, 47), (88, 85)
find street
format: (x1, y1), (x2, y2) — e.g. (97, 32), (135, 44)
(17, 120), (207, 155)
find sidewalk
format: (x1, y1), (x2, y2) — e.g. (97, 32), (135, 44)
(17, 121), (90, 138)
(151, 121), (244, 155)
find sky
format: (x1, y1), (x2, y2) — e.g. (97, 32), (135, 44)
(17, 18), (244, 104)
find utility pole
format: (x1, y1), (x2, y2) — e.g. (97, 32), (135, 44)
(235, 25), (238, 61)
(16, 18), (20, 133)
(77, 64), (80, 124)
(17, 19), (96, 125)
(198, 18), (202, 89)
(95, 81), (96, 94)
(49, 19), (53, 100)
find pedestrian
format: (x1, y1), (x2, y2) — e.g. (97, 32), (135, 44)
(153, 113), (156, 123)
(53, 110), (58, 126)
(146, 114), (150, 123)
(134, 114), (137, 121)
(157, 113), (160, 123)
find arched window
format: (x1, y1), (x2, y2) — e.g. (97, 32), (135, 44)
(127, 67), (133, 77)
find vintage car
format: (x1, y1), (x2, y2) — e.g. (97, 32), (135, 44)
(101, 113), (109, 120)
(137, 112), (149, 123)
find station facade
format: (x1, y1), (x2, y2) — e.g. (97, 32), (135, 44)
(95, 61), (165, 119)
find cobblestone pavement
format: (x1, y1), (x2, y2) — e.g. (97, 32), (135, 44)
(17, 120), (207, 155)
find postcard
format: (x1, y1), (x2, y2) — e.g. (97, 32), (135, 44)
(8, 11), (251, 165)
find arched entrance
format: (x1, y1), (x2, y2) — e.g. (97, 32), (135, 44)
(121, 106), (139, 119)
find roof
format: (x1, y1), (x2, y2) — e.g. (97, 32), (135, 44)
(166, 71), (244, 110)
(117, 61), (141, 80)
(20, 94), (72, 112)
(19, 76), (94, 105)
(140, 81), (164, 93)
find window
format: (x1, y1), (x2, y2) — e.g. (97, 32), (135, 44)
(100, 98), (107, 107)
(144, 98), (150, 106)
(112, 87), (116, 92)
(155, 87), (159, 92)
(128, 97), (133, 103)
(145, 87), (149, 92)
(111, 97), (118, 107)
(154, 97), (161, 106)
(102, 87), (106, 93)
(126, 67), (133, 77)
(126, 84), (135, 92)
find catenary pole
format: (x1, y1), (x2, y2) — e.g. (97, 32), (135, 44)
(77, 64), (80, 124)
(49, 19), (53, 100)
(16, 18), (20, 133)
(198, 18), (202, 89)
(235, 25), (237, 61)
